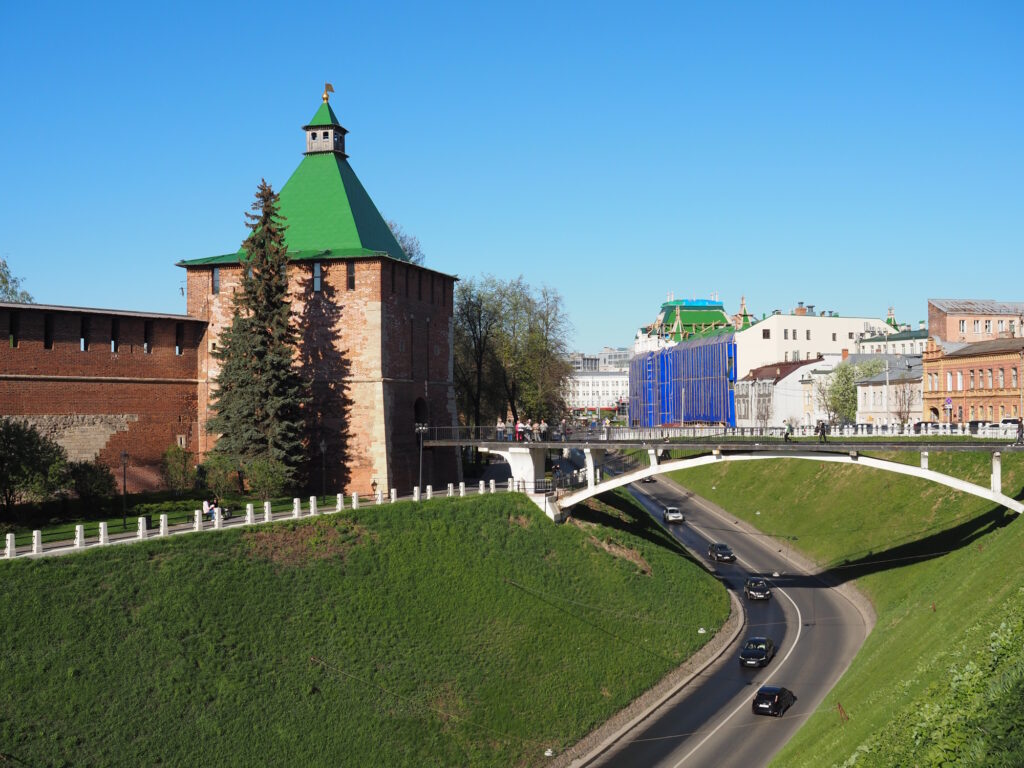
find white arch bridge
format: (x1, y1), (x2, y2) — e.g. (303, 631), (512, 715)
(424, 427), (1024, 521)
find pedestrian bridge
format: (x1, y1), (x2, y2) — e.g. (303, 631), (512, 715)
(424, 426), (1024, 520)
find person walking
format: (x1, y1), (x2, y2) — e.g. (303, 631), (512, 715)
(784, 422), (793, 443)
(817, 421), (826, 443)
(560, 418), (568, 442)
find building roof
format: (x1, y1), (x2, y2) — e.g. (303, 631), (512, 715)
(944, 337), (1024, 358)
(856, 357), (923, 385)
(861, 327), (929, 343)
(742, 357), (820, 383)
(929, 299), (1024, 316)
(0, 301), (201, 322)
(303, 101), (343, 129)
(178, 99), (431, 271)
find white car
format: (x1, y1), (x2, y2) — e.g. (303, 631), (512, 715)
(663, 506), (684, 523)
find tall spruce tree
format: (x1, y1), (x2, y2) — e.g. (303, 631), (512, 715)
(208, 180), (309, 486)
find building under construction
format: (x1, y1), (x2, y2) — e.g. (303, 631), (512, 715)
(629, 298), (749, 427)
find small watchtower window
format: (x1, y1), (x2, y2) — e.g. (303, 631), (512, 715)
(346, 261), (355, 291)
(313, 261), (322, 292)
(175, 323), (184, 356)
(311, 131), (318, 140)
(212, 267), (220, 295)
(8, 311), (19, 348)
(80, 317), (90, 351)
(110, 318), (120, 353)
(143, 321), (153, 354)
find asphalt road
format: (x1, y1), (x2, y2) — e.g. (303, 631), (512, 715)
(591, 478), (870, 768)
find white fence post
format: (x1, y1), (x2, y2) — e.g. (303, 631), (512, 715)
(352, 493), (359, 510)
(413, 487), (421, 502)
(309, 496), (318, 516)
(98, 522), (109, 545)
(6, 532), (16, 558)
(507, 479), (514, 492)
(375, 489), (383, 505)
(32, 530), (41, 555)
(246, 503), (255, 525)
(160, 514), (169, 537)
(336, 493), (344, 512)
(292, 498), (301, 518)
(426, 485), (433, 500)
(459, 482), (466, 498)
(390, 489), (397, 503)
(194, 510), (203, 532)
(213, 509), (223, 530)
(138, 516), (148, 539)
(447, 483), (454, 497)
(478, 480), (486, 495)
(74, 524), (85, 549)
(263, 501), (272, 523)
(489, 479), (496, 494)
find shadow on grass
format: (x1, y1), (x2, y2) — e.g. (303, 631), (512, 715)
(571, 491), (695, 563)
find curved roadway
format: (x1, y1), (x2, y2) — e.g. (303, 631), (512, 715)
(590, 478), (871, 768)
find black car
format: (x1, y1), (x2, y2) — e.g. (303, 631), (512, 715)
(707, 542), (735, 562)
(752, 685), (796, 717)
(744, 577), (771, 600)
(739, 636), (776, 667)
(640, 476), (657, 484)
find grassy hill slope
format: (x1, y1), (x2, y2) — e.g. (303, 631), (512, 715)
(668, 450), (1024, 767)
(0, 492), (727, 767)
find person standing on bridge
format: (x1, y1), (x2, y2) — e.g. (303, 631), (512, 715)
(515, 418), (524, 442)
(496, 418), (505, 441)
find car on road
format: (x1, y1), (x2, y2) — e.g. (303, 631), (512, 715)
(752, 685), (796, 717)
(663, 506), (684, 523)
(739, 637), (776, 667)
(707, 542), (736, 562)
(640, 476), (657, 484)
(744, 577), (771, 600)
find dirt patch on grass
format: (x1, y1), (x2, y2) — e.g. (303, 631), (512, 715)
(588, 535), (651, 575)
(510, 515), (531, 528)
(242, 519), (366, 568)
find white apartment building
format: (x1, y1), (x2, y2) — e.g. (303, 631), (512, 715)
(735, 357), (829, 429)
(565, 369), (629, 412)
(736, 304), (890, 379)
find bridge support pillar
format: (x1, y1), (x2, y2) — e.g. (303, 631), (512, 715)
(992, 452), (1002, 495)
(921, 451), (928, 470)
(491, 446), (546, 493)
(584, 448), (606, 488)
(647, 448), (659, 467)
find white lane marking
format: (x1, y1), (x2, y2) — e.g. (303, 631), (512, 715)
(667, 518), (804, 768)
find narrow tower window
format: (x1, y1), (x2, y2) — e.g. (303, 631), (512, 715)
(212, 267), (220, 295)
(175, 323), (184, 356)
(144, 321), (153, 354)
(110, 318), (120, 353)
(346, 261), (355, 291)
(313, 262), (322, 292)
(8, 311), (19, 348)
(44, 315), (54, 350)
(80, 317), (90, 351)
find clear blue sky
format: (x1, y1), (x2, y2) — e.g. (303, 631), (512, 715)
(2, 1), (1021, 352)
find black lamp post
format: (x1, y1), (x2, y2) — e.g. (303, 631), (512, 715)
(415, 423), (429, 491)
(319, 438), (327, 502)
(120, 450), (128, 530)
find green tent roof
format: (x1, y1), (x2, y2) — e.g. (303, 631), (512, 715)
(304, 101), (342, 128)
(178, 107), (412, 268)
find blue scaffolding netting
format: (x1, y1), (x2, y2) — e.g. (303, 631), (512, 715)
(629, 333), (737, 427)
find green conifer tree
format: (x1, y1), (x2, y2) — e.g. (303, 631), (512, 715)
(208, 180), (309, 486)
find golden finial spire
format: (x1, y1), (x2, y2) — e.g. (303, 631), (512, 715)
(323, 82), (335, 103)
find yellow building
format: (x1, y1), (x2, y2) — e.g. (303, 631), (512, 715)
(922, 337), (1024, 425)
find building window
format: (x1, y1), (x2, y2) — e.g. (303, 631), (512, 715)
(346, 261), (355, 291)
(313, 262), (322, 292)
(832, 332), (836, 341)
(1013, 368), (1019, 388)
(110, 318), (120, 353)
(969, 370), (974, 389)
(44, 315), (53, 350)
(80, 317), (90, 351)
(783, 329), (788, 340)
(974, 320), (980, 333)
(175, 323), (184, 356)
(762, 329), (770, 339)
(311, 132), (318, 140)
(212, 267), (220, 295)
(848, 332), (854, 339)
(806, 330), (811, 341)
(1011, 321), (1017, 336)
(998, 320), (1005, 332)
(959, 319), (966, 333)
(946, 372), (952, 391)
(970, 405), (974, 419)
(8, 311), (19, 348)
(984, 320), (992, 334)
(998, 368), (1004, 387)
(144, 321), (153, 354)
(956, 371), (963, 390)
(986, 369), (993, 388)
(784, 351), (789, 361)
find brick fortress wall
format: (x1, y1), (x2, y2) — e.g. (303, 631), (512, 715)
(0, 305), (201, 491)
(189, 257), (460, 496)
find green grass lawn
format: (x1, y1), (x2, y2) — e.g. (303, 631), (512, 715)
(0, 491), (727, 767)
(667, 451), (1024, 767)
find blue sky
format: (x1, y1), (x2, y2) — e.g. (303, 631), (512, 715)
(1, 1), (1021, 352)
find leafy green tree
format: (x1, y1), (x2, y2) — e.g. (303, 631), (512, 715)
(208, 180), (309, 488)
(161, 444), (197, 494)
(68, 459), (117, 507)
(245, 457), (288, 500)
(202, 453), (239, 501)
(454, 277), (502, 434)
(816, 359), (887, 424)
(0, 419), (68, 518)
(0, 256), (32, 303)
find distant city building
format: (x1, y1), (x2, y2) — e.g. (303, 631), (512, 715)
(735, 358), (823, 429)
(565, 369), (629, 414)
(927, 299), (1024, 344)
(598, 346), (629, 371)
(922, 336), (1024, 424)
(568, 352), (599, 372)
(854, 356), (923, 426)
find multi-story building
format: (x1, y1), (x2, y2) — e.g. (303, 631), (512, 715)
(734, 358), (823, 429)
(565, 369), (630, 415)
(568, 352), (599, 372)
(854, 357), (923, 427)
(598, 346), (630, 371)
(922, 337), (1024, 424)
(927, 299), (1024, 344)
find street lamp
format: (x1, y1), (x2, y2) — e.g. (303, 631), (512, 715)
(319, 439), (327, 502)
(120, 450), (128, 530)
(415, 422), (429, 491)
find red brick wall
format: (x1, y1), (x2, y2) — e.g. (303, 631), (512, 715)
(0, 305), (201, 491)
